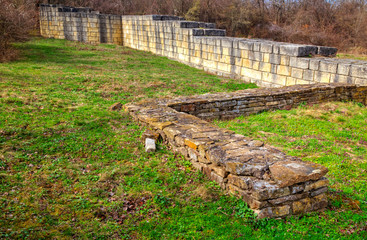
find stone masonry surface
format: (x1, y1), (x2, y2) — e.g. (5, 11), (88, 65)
(39, 4), (367, 87)
(125, 83), (367, 218)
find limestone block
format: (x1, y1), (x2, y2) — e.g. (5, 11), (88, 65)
(277, 65), (291, 76)
(252, 61), (260, 70)
(204, 29), (226, 36)
(319, 60), (338, 73)
(238, 40), (254, 50)
(253, 42), (261, 52)
(315, 71), (331, 83)
(269, 160), (328, 187)
(243, 68), (262, 80)
(303, 70), (315, 81)
(260, 42), (273, 53)
(280, 56), (290, 66)
(350, 64), (367, 78)
(249, 51), (263, 62)
(290, 57), (310, 69)
(291, 68), (304, 79)
(145, 138), (156, 152)
(260, 62), (272, 72)
(242, 59), (252, 68)
(304, 178), (329, 192)
(279, 44), (318, 57)
(318, 46), (338, 57)
(263, 53), (270, 63)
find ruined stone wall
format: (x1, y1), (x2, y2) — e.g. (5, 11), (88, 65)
(39, 4), (367, 88)
(39, 5), (123, 45)
(125, 83), (367, 218)
(121, 17), (367, 88)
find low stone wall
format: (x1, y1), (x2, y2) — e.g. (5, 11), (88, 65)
(39, 4), (367, 87)
(125, 83), (367, 218)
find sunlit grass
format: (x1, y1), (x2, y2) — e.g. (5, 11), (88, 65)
(0, 38), (366, 239)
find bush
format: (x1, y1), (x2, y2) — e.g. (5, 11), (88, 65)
(0, 0), (37, 62)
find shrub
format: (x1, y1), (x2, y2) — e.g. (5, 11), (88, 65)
(0, 0), (37, 62)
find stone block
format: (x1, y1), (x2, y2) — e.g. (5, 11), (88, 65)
(319, 60), (338, 73)
(305, 178), (329, 192)
(145, 138), (156, 152)
(318, 46), (338, 57)
(350, 64), (367, 78)
(192, 29), (204, 36)
(303, 70), (315, 81)
(269, 160), (328, 187)
(260, 42), (273, 53)
(210, 172), (226, 189)
(180, 21), (199, 28)
(204, 29), (226, 36)
(277, 65), (291, 76)
(255, 205), (290, 218)
(227, 175), (252, 190)
(337, 62), (351, 75)
(211, 165), (229, 178)
(280, 56), (290, 65)
(310, 186), (328, 197)
(253, 41), (261, 52)
(291, 68), (304, 79)
(279, 44), (318, 57)
(260, 62), (272, 72)
(293, 198), (312, 215)
(263, 53), (270, 63)
(238, 40), (253, 50)
(315, 72), (331, 83)
(290, 57), (310, 69)
(269, 54), (281, 64)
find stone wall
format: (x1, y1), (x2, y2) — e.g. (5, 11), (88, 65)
(125, 83), (367, 218)
(39, 4), (367, 88)
(39, 5), (123, 45)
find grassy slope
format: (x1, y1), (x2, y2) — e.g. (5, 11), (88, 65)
(0, 38), (366, 239)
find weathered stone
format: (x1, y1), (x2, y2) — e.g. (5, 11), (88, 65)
(255, 205), (290, 218)
(198, 156), (211, 164)
(109, 102), (123, 111)
(122, 72), (365, 219)
(142, 129), (160, 140)
(211, 165), (229, 178)
(227, 174), (252, 190)
(206, 147), (226, 165)
(184, 138), (207, 150)
(210, 172), (226, 189)
(191, 161), (203, 171)
(252, 180), (290, 200)
(248, 140), (264, 147)
(269, 160), (328, 187)
(225, 159), (268, 177)
(293, 198), (312, 215)
(145, 138), (156, 153)
(304, 178), (329, 192)
(290, 184), (305, 194)
(311, 193), (328, 211)
(187, 148), (199, 162)
(310, 186), (328, 197)
(202, 165), (212, 178)
(268, 193), (307, 205)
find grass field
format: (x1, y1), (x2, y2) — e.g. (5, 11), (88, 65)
(0, 38), (366, 239)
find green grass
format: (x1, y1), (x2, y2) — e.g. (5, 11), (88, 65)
(0, 38), (366, 239)
(216, 102), (367, 238)
(337, 53), (367, 61)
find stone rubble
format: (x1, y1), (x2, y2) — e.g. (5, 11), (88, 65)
(125, 83), (367, 218)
